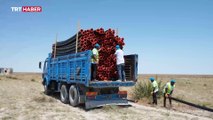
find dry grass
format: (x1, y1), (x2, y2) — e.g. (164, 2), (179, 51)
(132, 80), (164, 101)
(126, 74), (213, 112)
(5, 75), (18, 80)
(33, 95), (56, 103)
(134, 74), (213, 107)
(31, 78), (36, 82)
(0, 73), (212, 120)
(2, 116), (13, 120)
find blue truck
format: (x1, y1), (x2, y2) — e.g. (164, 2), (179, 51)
(39, 50), (138, 109)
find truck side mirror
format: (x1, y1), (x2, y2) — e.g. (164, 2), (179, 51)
(39, 62), (42, 69)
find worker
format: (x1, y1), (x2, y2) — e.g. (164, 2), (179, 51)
(150, 77), (159, 105)
(163, 79), (176, 107)
(115, 45), (126, 82)
(91, 43), (100, 81)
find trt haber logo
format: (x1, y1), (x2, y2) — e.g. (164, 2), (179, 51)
(11, 6), (42, 12)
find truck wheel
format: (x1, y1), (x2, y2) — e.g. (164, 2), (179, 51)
(44, 81), (51, 95)
(60, 84), (69, 104)
(69, 85), (79, 107)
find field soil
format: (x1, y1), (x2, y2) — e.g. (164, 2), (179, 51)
(0, 73), (212, 120)
(134, 74), (213, 108)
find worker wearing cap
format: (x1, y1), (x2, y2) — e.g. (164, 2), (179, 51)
(91, 43), (100, 81)
(163, 79), (176, 107)
(150, 77), (159, 105)
(115, 45), (126, 82)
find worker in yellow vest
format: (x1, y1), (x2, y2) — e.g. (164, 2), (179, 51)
(91, 43), (100, 81)
(163, 79), (176, 107)
(150, 77), (159, 105)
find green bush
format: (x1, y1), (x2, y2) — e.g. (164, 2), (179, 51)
(132, 80), (164, 101)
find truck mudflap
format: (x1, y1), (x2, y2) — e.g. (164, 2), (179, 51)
(85, 92), (129, 109)
(85, 99), (128, 109)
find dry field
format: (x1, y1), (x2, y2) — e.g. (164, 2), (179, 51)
(135, 74), (213, 108)
(0, 73), (212, 120)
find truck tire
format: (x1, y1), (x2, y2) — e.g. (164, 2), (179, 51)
(69, 85), (79, 107)
(60, 85), (69, 104)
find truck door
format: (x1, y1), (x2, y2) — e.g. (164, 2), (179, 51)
(124, 54), (138, 82)
(42, 61), (48, 79)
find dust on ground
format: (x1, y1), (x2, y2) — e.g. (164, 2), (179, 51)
(0, 73), (212, 120)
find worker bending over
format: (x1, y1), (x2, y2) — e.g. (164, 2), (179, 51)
(163, 79), (176, 107)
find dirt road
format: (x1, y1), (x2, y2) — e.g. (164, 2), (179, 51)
(0, 73), (212, 120)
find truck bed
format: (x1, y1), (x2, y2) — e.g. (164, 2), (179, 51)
(47, 50), (138, 88)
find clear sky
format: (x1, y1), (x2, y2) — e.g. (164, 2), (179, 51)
(0, 0), (212, 74)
